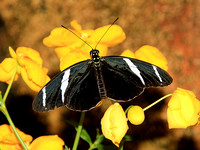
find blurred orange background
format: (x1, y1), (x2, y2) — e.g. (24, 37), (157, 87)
(0, 0), (200, 149)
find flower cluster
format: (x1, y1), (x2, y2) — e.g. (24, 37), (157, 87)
(43, 20), (126, 71)
(101, 88), (200, 146)
(0, 124), (64, 150)
(0, 47), (50, 92)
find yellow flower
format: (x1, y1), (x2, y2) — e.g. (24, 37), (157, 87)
(89, 24), (126, 47)
(134, 45), (168, 71)
(20, 60), (50, 92)
(101, 103), (128, 147)
(0, 125), (64, 150)
(0, 124), (33, 150)
(167, 88), (200, 129)
(127, 105), (145, 125)
(15, 47), (43, 65)
(29, 135), (64, 150)
(0, 47), (50, 92)
(43, 20), (125, 70)
(0, 58), (19, 83)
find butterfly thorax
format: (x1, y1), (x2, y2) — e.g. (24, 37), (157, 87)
(90, 49), (106, 99)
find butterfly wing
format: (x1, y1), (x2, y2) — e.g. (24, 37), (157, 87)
(101, 56), (173, 101)
(33, 59), (101, 112)
(65, 65), (102, 111)
(33, 55), (173, 111)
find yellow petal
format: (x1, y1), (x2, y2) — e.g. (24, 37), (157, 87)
(127, 105), (145, 125)
(0, 58), (17, 73)
(29, 135), (64, 150)
(70, 20), (95, 39)
(70, 20), (82, 32)
(0, 58), (18, 83)
(0, 143), (21, 150)
(43, 27), (80, 47)
(101, 103), (128, 147)
(167, 108), (188, 128)
(54, 41), (83, 59)
(21, 60), (50, 92)
(9, 46), (17, 58)
(180, 94), (199, 125)
(167, 88), (200, 129)
(60, 50), (90, 71)
(16, 47), (43, 66)
(0, 124), (32, 150)
(90, 25), (126, 47)
(135, 45), (168, 71)
(120, 49), (135, 58)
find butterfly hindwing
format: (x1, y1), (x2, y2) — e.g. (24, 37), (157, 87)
(101, 56), (172, 101)
(101, 58), (144, 100)
(33, 59), (101, 112)
(65, 65), (102, 111)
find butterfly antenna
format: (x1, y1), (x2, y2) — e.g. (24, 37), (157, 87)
(61, 25), (94, 50)
(94, 17), (119, 50)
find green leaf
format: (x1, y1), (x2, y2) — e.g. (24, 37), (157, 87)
(92, 144), (104, 150)
(98, 145), (118, 150)
(88, 130), (105, 150)
(95, 134), (104, 144)
(122, 135), (134, 142)
(95, 129), (104, 144)
(88, 135), (105, 150)
(0, 91), (3, 105)
(66, 120), (79, 128)
(66, 120), (92, 145)
(79, 127), (93, 145)
(96, 128), (101, 137)
(0, 91), (2, 99)
(89, 144), (118, 150)
(64, 145), (70, 150)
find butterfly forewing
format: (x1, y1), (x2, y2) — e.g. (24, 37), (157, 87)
(33, 59), (100, 112)
(101, 56), (172, 101)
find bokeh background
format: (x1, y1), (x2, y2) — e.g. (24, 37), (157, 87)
(0, 0), (200, 149)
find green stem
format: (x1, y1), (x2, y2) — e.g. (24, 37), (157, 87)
(0, 105), (28, 150)
(125, 105), (133, 114)
(72, 112), (85, 150)
(0, 64), (28, 150)
(3, 64), (18, 103)
(118, 143), (124, 150)
(143, 93), (173, 111)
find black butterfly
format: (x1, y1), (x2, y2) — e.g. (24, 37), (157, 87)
(33, 48), (172, 112)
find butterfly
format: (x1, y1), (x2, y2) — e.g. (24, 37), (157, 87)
(33, 49), (172, 112)
(33, 19), (173, 112)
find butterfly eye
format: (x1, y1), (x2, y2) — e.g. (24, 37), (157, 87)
(90, 50), (99, 56)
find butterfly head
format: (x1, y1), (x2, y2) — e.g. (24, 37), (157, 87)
(90, 49), (99, 57)
(90, 49), (100, 64)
